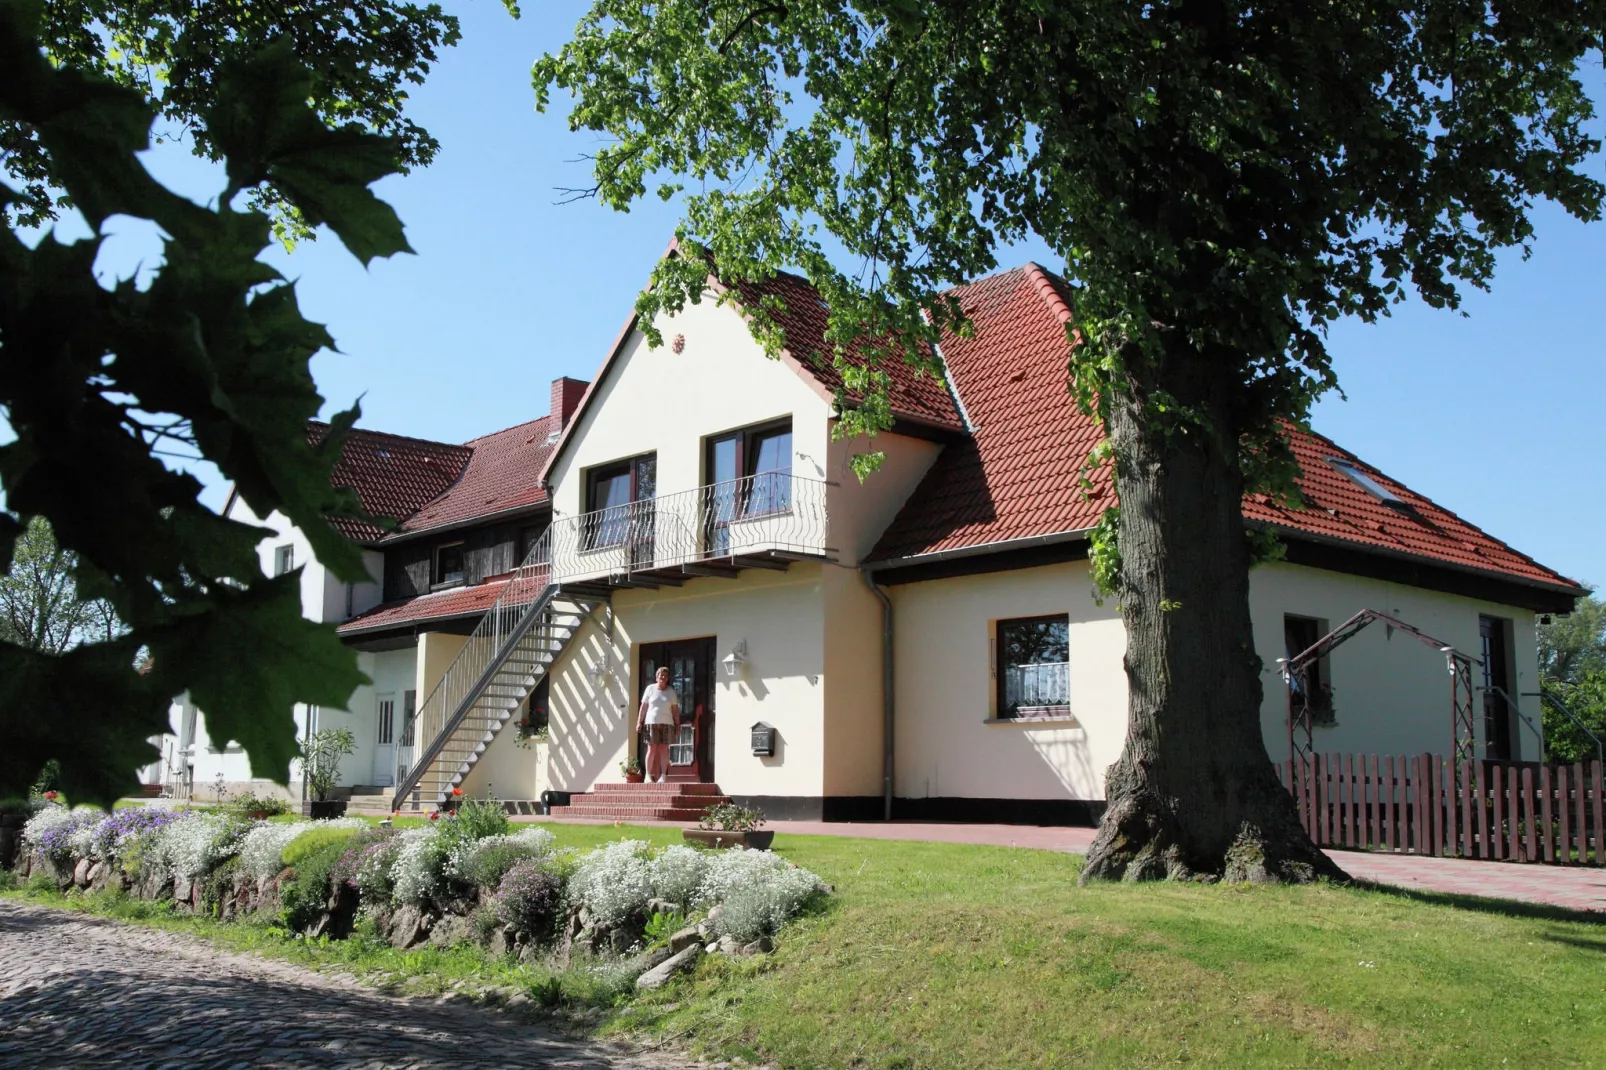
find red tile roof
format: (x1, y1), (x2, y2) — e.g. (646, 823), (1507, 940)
(308, 423), (472, 543)
(393, 417), (556, 538)
(725, 271), (965, 432)
(337, 577), (510, 635)
(870, 265), (1582, 596)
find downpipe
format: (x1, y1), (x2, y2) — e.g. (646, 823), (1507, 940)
(861, 568), (895, 821)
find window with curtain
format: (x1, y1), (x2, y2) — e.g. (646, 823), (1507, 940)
(995, 615), (1070, 719)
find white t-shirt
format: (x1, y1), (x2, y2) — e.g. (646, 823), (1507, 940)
(641, 684), (680, 725)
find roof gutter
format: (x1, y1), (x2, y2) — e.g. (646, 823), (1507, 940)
(864, 528), (1094, 573)
(1255, 523), (1585, 597)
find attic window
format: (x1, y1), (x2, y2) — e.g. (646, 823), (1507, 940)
(1327, 458), (1406, 508)
(376, 449), (391, 460)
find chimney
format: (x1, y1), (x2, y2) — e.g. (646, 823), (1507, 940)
(549, 377), (588, 431)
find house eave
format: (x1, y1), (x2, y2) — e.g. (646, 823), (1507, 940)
(377, 501), (552, 546)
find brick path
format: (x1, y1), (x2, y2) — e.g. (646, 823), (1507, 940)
(0, 899), (698, 1070)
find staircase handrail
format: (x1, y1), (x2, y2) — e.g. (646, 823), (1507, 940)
(1527, 685), (1604, 765)
(392, 527), (559, 808)
(1485, 684), (1545, 764)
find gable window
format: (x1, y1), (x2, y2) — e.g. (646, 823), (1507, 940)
(995, 615), (1070, 720)
(1284, 614), (1334, 725)
(274, 545), (295, 576)
(584, 453), (656, 549)
(434, 542), (466, 587)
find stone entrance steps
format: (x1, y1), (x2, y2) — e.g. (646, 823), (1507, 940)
(550, 782), (730, 823)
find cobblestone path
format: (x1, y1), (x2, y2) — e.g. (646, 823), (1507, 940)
(0, 899), (701, 1070)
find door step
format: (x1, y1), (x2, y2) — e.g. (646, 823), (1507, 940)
(547, 782), (731, 823)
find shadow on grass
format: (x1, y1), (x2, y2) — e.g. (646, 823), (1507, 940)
(1347, 878), (1605, 926)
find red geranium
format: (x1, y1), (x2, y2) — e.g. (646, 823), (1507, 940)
(451, 786), (463, 797)
(429, 811), (440, 821)
(43, 790), (58, 801)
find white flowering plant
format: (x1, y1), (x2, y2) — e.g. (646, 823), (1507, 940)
(568, 839), (653, 927)
(238, 822), (314, 881)
(444, 826), (557, 889)
(389, 827), (449, 905)
(647, 844), (710, 910)
(144, 812), (253, 881)
(22, 804), (102, 865)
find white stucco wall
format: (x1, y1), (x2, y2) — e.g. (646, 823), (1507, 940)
(888, 561), (1126, 802)
(541, 566), (827, 799)
(884, 557), (1547, 805)
(546, 297), (835, 522)
(826, 431), (943, 568)
(1249, 561), (1542, 762)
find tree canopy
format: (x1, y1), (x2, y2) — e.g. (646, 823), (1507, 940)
(538, 0), (1604, 880)
(2, 0), (463, 242)
(0, 0), (412, 804)
(0, 517), (119, 654)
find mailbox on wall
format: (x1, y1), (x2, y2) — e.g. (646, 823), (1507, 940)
(750, 721), (776, 757)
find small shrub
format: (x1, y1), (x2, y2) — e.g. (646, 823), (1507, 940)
(0, 870), (19, 892)
(496, 861), (563, 936)
(698, 848), (802, 907)
(698, 801), (766, 832)
(530, 976), (564, 1007)
(280, 840), (350, 931)
(569, 840), (652, 927)
(647, 844), (710, 909)
(224, 792), (290, 817)
(280, 820), (366, 868)
(448, 796), (510, 840)
(707, 856), (823, 943)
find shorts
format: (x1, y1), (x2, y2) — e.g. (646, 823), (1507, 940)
(643, 723), (675, 745)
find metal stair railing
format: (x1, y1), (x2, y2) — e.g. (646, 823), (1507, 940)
(390, 471), (832, 810)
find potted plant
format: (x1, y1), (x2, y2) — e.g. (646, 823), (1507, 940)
(684, 802), (773, 850)
(620, 757), (645, 784)
(299, 727), (357, 819)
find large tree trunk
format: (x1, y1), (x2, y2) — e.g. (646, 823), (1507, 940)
(1080, 354), (1345, 884)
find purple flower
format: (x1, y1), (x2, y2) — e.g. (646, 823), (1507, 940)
(91, 807), (186, 861)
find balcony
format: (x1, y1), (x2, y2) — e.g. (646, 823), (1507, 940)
(538, 471), (832, 590)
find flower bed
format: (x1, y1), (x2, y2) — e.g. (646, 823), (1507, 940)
(15, 799), (827, 988)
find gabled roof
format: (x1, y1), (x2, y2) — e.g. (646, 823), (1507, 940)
(539, 243), (963, 486)
(308, 423), (472, 543)
(870, 265), (1582, 599)
(391, 417), (556, 539)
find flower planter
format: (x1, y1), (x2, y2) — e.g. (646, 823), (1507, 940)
(307, 799), (348, 820)
(624, 771), (645, 784)
(683, 828), (774, 851)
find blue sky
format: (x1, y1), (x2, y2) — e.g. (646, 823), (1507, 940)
(82, 3), (1606, 589)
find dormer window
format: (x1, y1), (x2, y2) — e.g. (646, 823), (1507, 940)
(1327, 458), (1406, 507)
(434, 542), (466, 586)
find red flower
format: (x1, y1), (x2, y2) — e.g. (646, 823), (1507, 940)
(451, 786), (463, 797)
(43, 791), (57, 801)
(429, 811), (440, 821)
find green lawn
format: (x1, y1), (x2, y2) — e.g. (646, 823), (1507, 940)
(13, 822), (1606, 1067)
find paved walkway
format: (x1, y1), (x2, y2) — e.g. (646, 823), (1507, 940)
(0, 899), (698, 1070)
(535, 814), (1606, 914)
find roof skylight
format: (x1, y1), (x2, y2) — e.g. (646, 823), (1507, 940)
(1327, 458), (1405, 506)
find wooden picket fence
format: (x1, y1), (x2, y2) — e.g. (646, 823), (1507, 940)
(1280, 753), (1605, 865)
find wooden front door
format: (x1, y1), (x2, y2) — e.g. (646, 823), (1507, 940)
(639, 637), (717, 782)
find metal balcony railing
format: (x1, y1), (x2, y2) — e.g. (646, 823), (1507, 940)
(392, 471), (830, 805)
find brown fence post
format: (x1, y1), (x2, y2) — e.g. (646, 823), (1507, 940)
(1573, 761), (1587, 865)
(1411, 755), (1426, 855)
(1370, 754), (1382, 849)
(1343, 753), (1355, 848)
(1540, 764), (1555, 864)
(1429, 754), (1444, 857)
(1593, 760), (1604, 866)
(1522, 766), (1537, 862)
(1474, 760), (1488, 860)
(1559, 765), (1573, 865)
(1459, 760), (1472, 858)
(1384, 755), (1396, 851)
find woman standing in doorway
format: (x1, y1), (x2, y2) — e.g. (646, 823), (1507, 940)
(636, 666), (679, 782)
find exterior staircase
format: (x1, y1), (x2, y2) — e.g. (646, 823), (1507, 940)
(392, 570), (605, 811)
(548, 782), (731, 822)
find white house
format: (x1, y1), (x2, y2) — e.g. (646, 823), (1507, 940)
(171, 254), (1583, 822)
